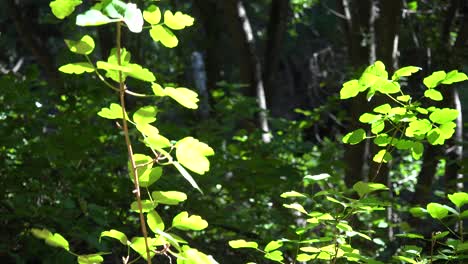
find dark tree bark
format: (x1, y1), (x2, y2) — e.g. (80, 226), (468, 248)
(264, 0), (291, 112)
(220, 0), (272, 143)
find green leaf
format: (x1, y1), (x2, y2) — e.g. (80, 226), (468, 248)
(265, 241), (283, 252)
(424, 89), (443, 101)
(359, 113), (382, 123)
(426, 203), (449, 219)
(130, 237), (156, 260)
(59, 63), (94, 74)
(147, 210), (165, 233)
(371, 120), (385, 134)
(374, 134), (391, 146)
(394, 139), (414, 150)
(395, 233), (424, 239)
(456, 242), (468, 252)
(176, 137), (214, 175)
(405, 119), (432, 137)
(397, 95), (411, 102)
(442, 70), (468, 85)
(303, 173), (330, 181)
(393, 256), (417, 264)
(76, 10), (117, 26)
(50, 0), (82, 19)
(280, 191), (307, 198)
(433, 231), (450, 240)
(178, 246), (217, 264)
(165, 87), (199, 109)
(353, 181), (389, 198)
(439, 122), (456, 139)
(373, 150), (392, 163)
(151, 83), (166, 96)
(448, 192), (468, 208)
(143, 5), (161, 24)
(364, 61), (388, 78)
(152, 191), (187, 205)
(30, 228), (69, 251)
(264, 250), (284, 262)
(373, 104), (391, 114)
(375, 80), (400, 94)
(130, 200), (157, 213)
(77, 254), (104, 264)
(149, 25), (178, 48)
(392, 66), (421, 80)
(411, 142), (424, 160)
(163, 10), (194, 30)
(129, 154), (161, 188)
(145, 134), (171, 149)
(429, 108), (459, 124)
(136, 123), (159, 136)
(173, 161), (203, 193)
(342, 128), (366, 145)
(423, 71), (446, 89)
(123, 3), (143, 33)
(65, 35), (95, 55)
(228, 240), (258, 249)
(283, 203), (308, 214)
(100, 229), (129, 245)
(133, 106), (157, 124)
(339, 79), (360, 99)
(141, 167), (162, 187)
(126, 64), (156, 82)
(172, 211), (208, 231)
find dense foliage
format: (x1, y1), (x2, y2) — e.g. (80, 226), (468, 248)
(2, 0), (468, 263)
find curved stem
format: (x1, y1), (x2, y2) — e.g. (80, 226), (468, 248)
(116, 22), (152, 264)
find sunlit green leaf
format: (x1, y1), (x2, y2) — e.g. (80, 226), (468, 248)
(143, 5), (161, 24)
(173, 161), (203, 193)
(50, 0), (82, 19)
(426, 203), (449, 219)
(176, 137), (214, 175)
(405, 119), (431, 137)
(359, 113), (382, 123)
(395, 233), (424, 239)
(165, 87), (199, 109)
(340, 79), (360, 99)
(100, 229), (129, 246)
(373, 104), (391, 114)
(126, 64), (156, 82)
(303, 173), (330, 181)
(130, 237), (157, 260)
(283, 203), (308, 214)
(265, 241), (283, 252)
(59, 63), (94, 74)
(98, 103), (128, 120)
(172, 211), (208, 231)
(373, 150), (392, 163)
(433, 231), (450, 240)
(397, 95), (411, 102)
(152, 191), (187, 205)
(130, 199), (157, 213)
(280, 191), (307, 198)
(424, 89), (443, 101)
(392, 66), (421, 80)
(448, 192), (468, 208)
(374, 134), (391, 146)
(342, 128), (366, 145)
(77, 253), (104, 264)
(136, 123), (159, 137)
(178, 246), (217, 264)
(149, 25), (178, 48)
(371, 120), (385, 134)
(228, 240), (258, 249)
(442, 70), (468, 85)
(152, 83), (166, 96)
(65, 35), (95, 55)
(164, 10), (194, 30)
(429, 108), (459, 124)
(411, 142), (424, 160)
(147, 210), (165, 233)
(145, 133), (171, 149)
(264, 250), (283, 262)
(423, 71), (446, 89)
(133, 106), (157, 124)
(353, 181), (388, 198)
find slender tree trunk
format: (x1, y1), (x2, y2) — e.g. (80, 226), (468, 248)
(221, 0), (272, 143)
(264, 0), (291, 114)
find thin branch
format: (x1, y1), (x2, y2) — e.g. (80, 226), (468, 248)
(116, 22), (152, 264)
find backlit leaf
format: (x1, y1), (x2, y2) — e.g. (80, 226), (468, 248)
(340, 79), (360, 99)
(100, 229), (129, 246)
(228, 240), (258, 249)
(76, 10), (117, 27)
(280, 191), (307, 198)
(176, 137), (214, 175)
(424, 89), (443, 101)
(353, 181), (389, 198)
(342, 128), (366, 145)
(442, 70), (468, 85)
(172, 211), (208, 231)
(147, 210), (165, 233)
(97, 103), (128, 120)
(130, 200), (157, 213)
(392, 66), (421, 80)
(152, 191), (187, 205)
(149, 25), (178, 48)
(373, 150), (392, 163)
(265, 241), (283, 252)
(165, 87), (199, 109)
(50, 0), (82, 19)
(143, 5), (161, 24)
(448, 192), (468, 208)
(405, 119), (431, 137)
(429, 108), (459, 124)
(77, 254), (104, 264)
(427, 203), (449, 220)
(164, 10), (194, 30)
(130, 237), (157, 260)
(264, 250), (283, 262)
(423, 71), (446, 89)
(59, 63), (94, 74)
(133, 106), (157, 124)
(123, 3), (143, 33)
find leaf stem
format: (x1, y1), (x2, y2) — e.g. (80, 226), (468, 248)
(116, 21), (152, 264)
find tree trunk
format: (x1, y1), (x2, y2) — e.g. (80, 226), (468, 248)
(221, 0), (272, 143)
